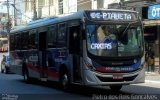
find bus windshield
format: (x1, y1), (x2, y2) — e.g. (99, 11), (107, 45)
(86, 23), (143, 57)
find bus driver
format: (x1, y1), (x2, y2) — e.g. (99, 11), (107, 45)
(101, 26), (116, 41)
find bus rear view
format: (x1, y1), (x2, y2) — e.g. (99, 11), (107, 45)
(83, 10), (145, 90)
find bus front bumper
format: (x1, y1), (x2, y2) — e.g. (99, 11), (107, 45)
(83, 68), (145, 86)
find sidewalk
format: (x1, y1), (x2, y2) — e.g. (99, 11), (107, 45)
(145, 66), (160, 82)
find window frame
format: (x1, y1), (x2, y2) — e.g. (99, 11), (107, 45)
(21, 31), (29, 50)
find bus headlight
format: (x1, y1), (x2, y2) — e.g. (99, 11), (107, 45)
(134, 59), (137, 63)
(84, 58), (95, 71)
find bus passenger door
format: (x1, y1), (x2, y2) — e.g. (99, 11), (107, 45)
(39, 31), (47, 81)
(69, 26), (82, 83)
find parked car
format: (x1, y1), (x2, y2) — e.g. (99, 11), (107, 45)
(1, 55), (11, 74)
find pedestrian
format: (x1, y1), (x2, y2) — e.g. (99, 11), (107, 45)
(148, 52), (155, 72)
(145, 51), (149, 72)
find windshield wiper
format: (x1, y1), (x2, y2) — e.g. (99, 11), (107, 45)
(121, 21), (138, 37)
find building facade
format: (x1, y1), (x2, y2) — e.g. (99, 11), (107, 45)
(24, 0), (114, 21)
(2, 0), (118, 31)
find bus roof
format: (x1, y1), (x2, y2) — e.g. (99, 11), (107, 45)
(10, 9), (138, 34)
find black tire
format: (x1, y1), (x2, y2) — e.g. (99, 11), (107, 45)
(2, 66), (7, 74)
(4, 66), (8, 74)
(23, 68), (31, 83)
(110, 85), (122, 91)
(1, 69), (4, 73)
(1, 65), (4, 73)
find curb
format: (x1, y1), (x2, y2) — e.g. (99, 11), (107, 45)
(145, 80), (160, 83)
(145, 73), (159, 76)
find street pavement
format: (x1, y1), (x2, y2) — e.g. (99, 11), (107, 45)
(118, 67), (160, 95)
(145, 66), (160, 82)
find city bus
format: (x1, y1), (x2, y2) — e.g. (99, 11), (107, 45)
(9, 9), (145, 91)
(0, 37), (8, 52)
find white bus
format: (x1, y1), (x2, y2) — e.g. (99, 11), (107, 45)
(9, 9), (145, 91)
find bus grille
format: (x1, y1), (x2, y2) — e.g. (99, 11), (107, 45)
(96, 75), (138, 82)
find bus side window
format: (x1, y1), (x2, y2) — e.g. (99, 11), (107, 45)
(15, 34), (20, 50)
(57, 23), (66, 46)
(17, 33), (22, 50)
(21, 32), (29, 50)
(39, 31), (47, 51)
(29, 30), (37, 49)
(48, 25), (57, 48)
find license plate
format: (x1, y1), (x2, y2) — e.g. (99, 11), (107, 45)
(112, 74), (123, 79)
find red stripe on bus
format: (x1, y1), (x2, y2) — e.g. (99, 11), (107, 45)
(27, 64), (59, 78)
(27, 64), (41, 72)
(47, 71), (59, 78)
(43, 68), (59, 78)
(96, 68), (125, 73)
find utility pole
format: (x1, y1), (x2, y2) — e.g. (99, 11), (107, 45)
(14, 0), (16, 26)
(6, 0), (10, 33)
(33, 0), (37, 20)
(49, 0), (50, 16)
(6, 0), (10, 55)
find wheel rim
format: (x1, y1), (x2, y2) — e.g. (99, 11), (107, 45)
(62, 74), (68, 87)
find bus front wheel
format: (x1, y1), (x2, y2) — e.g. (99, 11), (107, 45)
(109, 85), (122, 91)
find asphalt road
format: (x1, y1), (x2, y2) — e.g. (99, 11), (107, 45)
(0, 72), (160, 100)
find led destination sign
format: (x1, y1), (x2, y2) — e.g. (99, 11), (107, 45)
(86, 11), (137, 21)
(91, 43), (112, 50)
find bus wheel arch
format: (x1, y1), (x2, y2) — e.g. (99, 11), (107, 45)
(59, 64), (70, 90)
